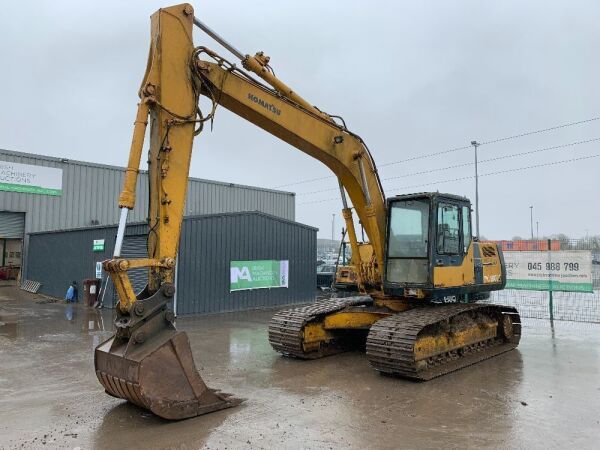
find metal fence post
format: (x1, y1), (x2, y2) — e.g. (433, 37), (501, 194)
(548, 238), (554, 321)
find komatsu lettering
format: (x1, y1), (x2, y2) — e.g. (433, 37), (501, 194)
(248, 93), (281, 115)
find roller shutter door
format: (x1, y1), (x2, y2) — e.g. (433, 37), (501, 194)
(113, 235), (148, 303)
(0, 212), (25, 239)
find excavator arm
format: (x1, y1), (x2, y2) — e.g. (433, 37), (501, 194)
(95, 4), (241, 421)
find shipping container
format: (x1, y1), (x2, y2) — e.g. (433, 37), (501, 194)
(490, 240), (561, 251)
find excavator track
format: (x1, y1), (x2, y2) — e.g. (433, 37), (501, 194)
(269, 296), (373, 358)
(366, 303), (521, 380)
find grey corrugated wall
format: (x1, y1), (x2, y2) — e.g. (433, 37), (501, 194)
(0, 149), (295, 279)
(177, 212), (316, 315)
(27, 212), (316, 314)
(0, 149), (295, 232)
(27, 223), (147, 300)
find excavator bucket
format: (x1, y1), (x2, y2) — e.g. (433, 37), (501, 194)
(94, 284), (242, 420)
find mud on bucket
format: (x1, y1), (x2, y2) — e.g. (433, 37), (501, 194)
(95, 312), (241, 420)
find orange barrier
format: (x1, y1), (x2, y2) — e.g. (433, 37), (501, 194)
(489, 240), (561, 251)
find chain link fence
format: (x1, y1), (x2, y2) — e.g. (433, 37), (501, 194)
(484, 238), (600, 323)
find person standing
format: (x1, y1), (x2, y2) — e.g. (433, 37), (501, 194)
(65, 283), (75, 303)
(72, 281), (79, 303)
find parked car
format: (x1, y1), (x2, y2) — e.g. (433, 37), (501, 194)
(317, 264), (336, 289)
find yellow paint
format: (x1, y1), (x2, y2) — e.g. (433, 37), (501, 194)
(118, 100), (150, 209)
(302, 310), (391, 352)
(341, 208), (363, 289)
(106, 4), (197, 312)
(323, 311), (388, 329)
(198, 59), (387, 287)
(302, 323), (331, 352)
(107, 271), (137, 314)
(480, 242), (503, 285)
(414, 318), (497, 361)
(403, 288), (426, 299)
(335, 265), (357, 285)
(242, 52), (331, 122)
(373, 298), (415, 312)
(433, 241), (476, 287)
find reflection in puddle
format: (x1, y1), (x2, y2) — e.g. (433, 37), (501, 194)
(65, 304), (75, 321)
(230, 341), (252, 355)
(83, 307), (111, 349)
(0, 318), (19, 338)
(90, 331), (113, 349)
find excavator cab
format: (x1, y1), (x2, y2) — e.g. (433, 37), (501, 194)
(384, 192), (505, 301)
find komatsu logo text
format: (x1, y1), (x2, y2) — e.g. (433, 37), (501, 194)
(248, 93), (281, 116)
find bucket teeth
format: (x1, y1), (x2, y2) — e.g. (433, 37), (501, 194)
(94, 284), (242, 420)
(95, 330), (242, 420)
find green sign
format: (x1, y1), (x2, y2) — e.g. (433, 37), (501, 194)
(93, 239), (105, 252)
(0, 161), (63, 196)
(0, 183), (61, 196)
(230, 260), (289, 291)
(505, 279), (593, 292)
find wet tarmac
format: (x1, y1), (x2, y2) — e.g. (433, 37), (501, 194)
(1, 285), (599, 449)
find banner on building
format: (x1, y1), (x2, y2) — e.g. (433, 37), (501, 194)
(0, 161), (62, 196)
(504, 250), (593, 292)
(230, 260), (289, 291)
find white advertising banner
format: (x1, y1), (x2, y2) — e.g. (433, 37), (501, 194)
(0, 161), (62, 196)
(504, 250), (593, 292)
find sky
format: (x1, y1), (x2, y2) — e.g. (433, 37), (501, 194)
(1, 0), (599, 240)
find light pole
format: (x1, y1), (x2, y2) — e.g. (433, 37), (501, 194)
(331, 213), (335, 244)
(470, 141), (481, 238)
(529, 206), (534, 240)
(536, 221), (539, 240)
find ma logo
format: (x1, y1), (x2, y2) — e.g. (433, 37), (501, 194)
(231, 266), (252, 283)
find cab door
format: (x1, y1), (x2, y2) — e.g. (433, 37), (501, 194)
(435, 202), (463, 268)
(432, 201), (475, 289)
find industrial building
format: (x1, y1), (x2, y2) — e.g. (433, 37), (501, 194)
(0, 149), (296, 282)
(27, 211), (316, 314)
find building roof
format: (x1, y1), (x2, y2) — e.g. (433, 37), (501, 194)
(0, 148), (294, 196)
(27, 210), (318, 235)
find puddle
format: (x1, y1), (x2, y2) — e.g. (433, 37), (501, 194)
(0, 320), (19, 338)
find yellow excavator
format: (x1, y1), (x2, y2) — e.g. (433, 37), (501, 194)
(95, 4), (521, 420)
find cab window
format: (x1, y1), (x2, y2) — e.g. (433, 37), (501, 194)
(462, 206), (472, 253)
(437, 203), (460, 254)
(388, 200), (430, 258)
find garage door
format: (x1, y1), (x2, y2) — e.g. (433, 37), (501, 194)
(113, 235), (148, 303)
(0, 212), (25, 239)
